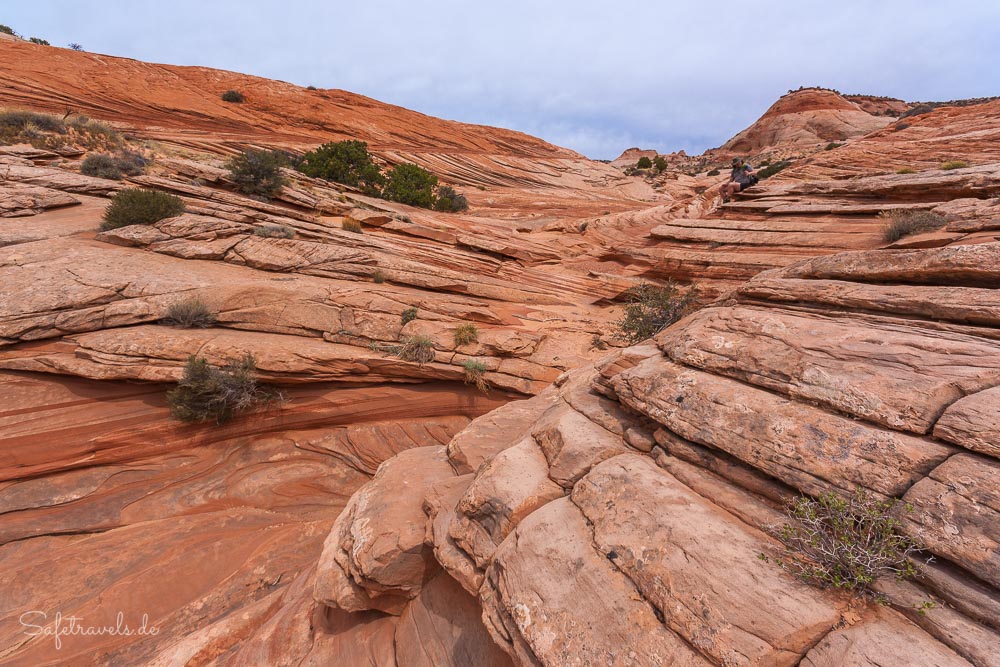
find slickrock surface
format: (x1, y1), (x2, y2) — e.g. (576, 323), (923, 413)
(3, 38), (1000, 666)
(722, 89), (892, 153)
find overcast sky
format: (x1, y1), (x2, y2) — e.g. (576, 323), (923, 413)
(4, 1), (998, 159)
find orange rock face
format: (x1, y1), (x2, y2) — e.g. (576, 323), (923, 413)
(722, 88), (892, 153)
(3, 38), (1000, 667)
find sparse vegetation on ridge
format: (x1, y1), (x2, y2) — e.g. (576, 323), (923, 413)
(167, 353), (279, 424)
(297, 140), (384, 195)
(613, 281), (700, 344)
(766, 488), (922, 598)
(221, 90), (245, 103)
(880, 210), (946, 243)
(636, 156), (652, 169)
(101, 189), (185, 231)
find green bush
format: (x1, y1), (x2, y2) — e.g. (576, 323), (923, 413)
(253, 224), (294, 238)
(462, 359), (489, 393)
(342, 218), (363, 233)
(80, 151), (148, 180)
(614, 281), (699, 344)
(167, 353), (277, 424)
(653, 156), (668, 172)
(372, 270), (386, 284)
(707, 168), (720, 176)
(433, 185), (469, 212)
(225, 149), (287, 198)
(636, 156), (652, 169)
(825, 142), (843, 151)
(29, 37), (49, 45)
(896, 168), (916, 174)
(769, 488), (920, 596)
(398, 335), (436, 364)
(454, 323), (478, 346)
(756, 160), (792, 180)
(101, 188), (185, 231)
(880, 210), (947, 243)
(401, 307), (418, 324)
(940, 160), (968, 170)
(0, 25), (15, 36)
(162, 297), (217, 328)
(382, 163), (437, 208)
(221, 90), (245, 103)
(297, 140), (384, 194)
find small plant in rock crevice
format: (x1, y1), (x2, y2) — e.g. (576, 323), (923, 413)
(167, 353), (280, 424)
(453, 323), (479, 346)
(880, 210), (947, 243)
(342, 218), (363, 233)
(253, 224), (295, 239)
(400, 307), (418, 325)
(221, 90), (245, 103)
(397, 335), (436, 365)
(80, 151), (148, 180)
(613, 281), (700, 344)
(161, 297), (217, 328)
(765, 488), (923, 599)
(940, 160), (968, 170)
(462, 359), (490, 393)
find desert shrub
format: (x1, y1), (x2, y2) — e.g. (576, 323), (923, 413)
(69, 43), (83, 51)
(225, 149), (287, 198)
(29, 37), (49, 45)
(462, 359), (489, 393)
(433, 185), (469, 212)
(398, 335), (436, 364)
(768, 488), (920, 596)
(221, 90), (245, 103)
(341, 218), (363, 233)
(167, 353), (277, 424)
(253, 224), (294, 238)
(590, 334), (608, 351)
(636, 156), (652, 169)
(297, 140), (384, 194)
(453, 323), (478, 346)
(894, 123), (911, 131)
(653, 156), (668, 172)
(756, 160), (792, 180)
(382, 163), (438, 208)
(162, 297), (217, 328)
(306, 85), (317, 91)
(0, 25), (15, 36)
(614, 281), (699, 344)
(372, 270), (386, 283)
(0, 109), (65, 134)
(880, 210), (947, 243)
(101, 188), (185, 231)
(825, 142), (843, 150)
(706, 168), (720, 176)
(400, 307), (418, 324)
(896, 168), (916, 174)
(940, 160), (968, 170)
(80, 151), (147, 180)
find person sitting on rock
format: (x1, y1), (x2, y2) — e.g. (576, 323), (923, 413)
(721, 157), (756, 203)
